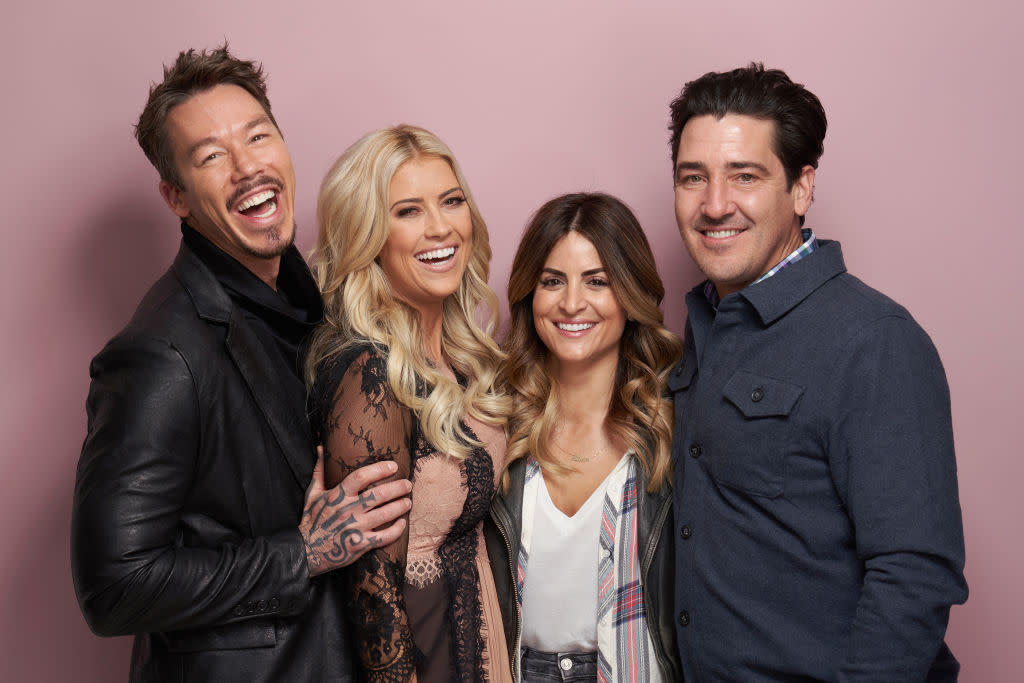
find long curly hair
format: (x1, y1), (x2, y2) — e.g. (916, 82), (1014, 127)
(306, 125), (509, 459)
(501, 193), (682, 491)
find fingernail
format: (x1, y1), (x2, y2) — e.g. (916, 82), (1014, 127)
(387, 462), (398, 472)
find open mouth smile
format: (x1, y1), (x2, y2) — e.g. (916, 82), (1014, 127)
(701, 228), (743, 238)
(556, 321), (595, 332)
(235, 189), (279, 219)
(415, 246), (457, 265)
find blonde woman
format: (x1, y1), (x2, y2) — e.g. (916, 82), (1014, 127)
(486, 193), (683, 682)
(306, 126), (512, 682)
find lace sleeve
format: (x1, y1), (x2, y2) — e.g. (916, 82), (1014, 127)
(320, 348), (417, 681)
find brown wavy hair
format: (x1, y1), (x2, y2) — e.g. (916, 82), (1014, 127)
(135, 43), (278, 189)
(501, 192), (682, 491)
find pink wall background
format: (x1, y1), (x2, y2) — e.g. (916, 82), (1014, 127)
(2, 1), (1020, 679)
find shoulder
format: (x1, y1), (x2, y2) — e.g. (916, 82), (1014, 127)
(309, 340), (394, 432)
(806, 272), (935, 350)
(315, 340), (387, 386)
(826, 272), (912, 318)
(91, 266), (199, 370)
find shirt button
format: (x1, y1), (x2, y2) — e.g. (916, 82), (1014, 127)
(689, 444), (702, 458)
(560, 657), (573, 671)
(680, 525), (692, 540)
(679, 610), (690, 627)
(751, 387), (764, 402)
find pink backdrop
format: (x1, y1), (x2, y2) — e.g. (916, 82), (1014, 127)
(3, 1), (1020, 679)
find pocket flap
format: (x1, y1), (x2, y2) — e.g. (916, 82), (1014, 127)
(723, 370), (803, 418)
(667, 355), (696, 393)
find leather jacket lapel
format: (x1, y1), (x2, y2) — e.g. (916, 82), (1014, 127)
(225, 308), (314, 491)
(174, 244), (313, 492)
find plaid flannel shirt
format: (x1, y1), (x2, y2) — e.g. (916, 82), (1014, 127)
(518, 457), (663, 683)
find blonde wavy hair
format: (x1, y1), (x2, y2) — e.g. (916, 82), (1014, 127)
(306, 125), (509, 459)
(501, 193), (683, 491)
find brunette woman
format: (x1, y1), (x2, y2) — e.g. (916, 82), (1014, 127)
(488, 193), (683, 682)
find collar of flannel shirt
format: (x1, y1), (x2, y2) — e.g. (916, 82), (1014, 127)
(702, 228), (817, 309)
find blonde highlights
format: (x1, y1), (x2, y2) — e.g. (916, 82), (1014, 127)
(306, 125), (509, 459)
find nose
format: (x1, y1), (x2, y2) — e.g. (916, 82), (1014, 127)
(423, 206), (453, 239)
(559, 281), (586, 315)
(702, 176), (733, 219)
(231, 144), (264, 182)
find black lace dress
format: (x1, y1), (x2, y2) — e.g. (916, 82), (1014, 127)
(309, 343), (511, 683)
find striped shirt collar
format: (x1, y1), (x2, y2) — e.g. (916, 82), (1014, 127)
(703, 228), (817, 308)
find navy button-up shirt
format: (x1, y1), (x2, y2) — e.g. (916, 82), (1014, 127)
(668, 240), (967, 682)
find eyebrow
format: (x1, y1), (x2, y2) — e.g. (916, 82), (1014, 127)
(727, 160), (770, 174)
(675, 160), (771, 175)
(540, 266), (606, 277)
(185, 116), (272, 160)
(390, 186), (463, 211)
(675, 161), (707, 175)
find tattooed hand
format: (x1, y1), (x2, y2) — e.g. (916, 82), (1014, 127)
(300, 446), (412, 577)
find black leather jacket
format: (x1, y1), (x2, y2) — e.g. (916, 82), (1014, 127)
(485, 457), (683, 681)
(72, 241), (352, 682)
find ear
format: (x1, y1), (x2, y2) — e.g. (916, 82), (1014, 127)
(159, 180), (191, 219)
(791, 165), (815, 217)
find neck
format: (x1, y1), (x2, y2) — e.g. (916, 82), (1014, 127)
(551, 353), (618, 427)
(418, 304), (445, 363)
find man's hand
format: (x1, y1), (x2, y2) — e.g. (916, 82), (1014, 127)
(299, 446), (412, 577)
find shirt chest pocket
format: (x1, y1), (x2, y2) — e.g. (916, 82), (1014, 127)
(708, 370), (805, 498)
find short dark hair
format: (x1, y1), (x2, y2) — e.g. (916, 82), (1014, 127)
(668, 62), (826, 188)
(135, 44), (279, 188)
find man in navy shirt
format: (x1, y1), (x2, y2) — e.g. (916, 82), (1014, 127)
(666, 63), (968, 681)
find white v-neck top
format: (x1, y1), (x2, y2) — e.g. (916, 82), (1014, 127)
(520, 455), (628, 651)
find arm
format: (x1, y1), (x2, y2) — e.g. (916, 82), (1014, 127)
(320, 349), (418, 681)
(828, 316), (968, 681)
(72, 336), (310, 636)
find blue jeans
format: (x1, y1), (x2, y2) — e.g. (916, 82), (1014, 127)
(520, 647), (597, 682)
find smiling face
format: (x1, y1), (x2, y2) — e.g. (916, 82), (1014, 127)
(378, 155), (473, 316)
(532, 231), (627, 373)
(673, 114), (814, 299)
(159, 84), (296, 285)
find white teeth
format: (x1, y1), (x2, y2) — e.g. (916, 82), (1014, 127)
(416, 246), (456, 261)
(237, 190), (276, 212)
(250, 199), (276, 218)
(705, 229), (741, 238)
(557, 322), (595, 332)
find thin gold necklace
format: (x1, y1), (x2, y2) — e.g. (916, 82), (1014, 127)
(550, 431), (608, 464)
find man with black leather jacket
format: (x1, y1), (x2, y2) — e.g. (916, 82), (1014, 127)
(71, 45), (412, 682)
